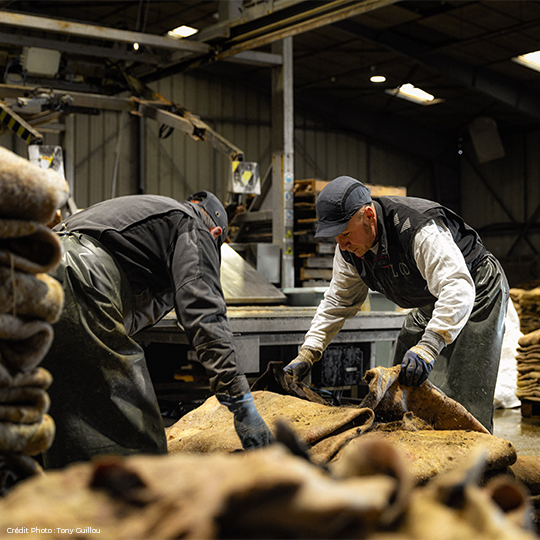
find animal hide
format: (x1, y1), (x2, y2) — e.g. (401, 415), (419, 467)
(0, 220), (62, 275)
(0, 413), (55, 455)
(0, 146), (69, 224)
(0, 267), (64, 323)
(508, 456), (540, 495)
(515, 331), (540, 401)
(361, 365), (489, 433)
(335, 430), (516, 485)
(0, 386), (50, 424)
(166, 392), (374, 459)
(0, 314), (54, 374)
(166, 365), (514, 482)
(0, 366), (53, 390)
(0, 441), (535, 540)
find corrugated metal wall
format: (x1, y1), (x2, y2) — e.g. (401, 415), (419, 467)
(0, 69), (431, 209)
(2, 67), (539, 287)
(461, 131), (540, 286)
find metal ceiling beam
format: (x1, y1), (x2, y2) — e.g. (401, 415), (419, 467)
(0, 30), (162, 65)
(336, 19), (540, 120)
(195, 0), (310, 42)
(214, 0), (401, 63)
(0, 10), (210, 54)
(142, 0), (400, 82)
(0, 12), (282, 69)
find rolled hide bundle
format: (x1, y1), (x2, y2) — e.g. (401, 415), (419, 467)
(0, 365), (53, 390)
(0, 452), (44, 495)
(0, 219), (62, 274)
(0, 146), (69, 224)
(0, 386), (50, 423)
(0, 267), (64, 323)
(0, 414), (55, 455)
(0, 314), (54, 374)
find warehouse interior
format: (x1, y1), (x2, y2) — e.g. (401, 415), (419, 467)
(1, 0), (540, 538)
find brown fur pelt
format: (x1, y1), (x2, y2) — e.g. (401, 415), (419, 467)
(0, 267), (63, 323)
(0, 314), (54, 374)
(0, 146), (69, 224)
(0, 220), (62, 275)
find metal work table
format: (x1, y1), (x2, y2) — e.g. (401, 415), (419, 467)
(137, 307), (407, 374)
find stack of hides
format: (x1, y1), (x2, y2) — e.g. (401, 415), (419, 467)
(0, 146), (69, 494)
(516, 329), (540, 403)
(511, 286), (540, 405)
(511, 286), (540, 335)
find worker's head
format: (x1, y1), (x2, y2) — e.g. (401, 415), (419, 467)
(315, 176), (377, 257)
(188, 191), (228, 247)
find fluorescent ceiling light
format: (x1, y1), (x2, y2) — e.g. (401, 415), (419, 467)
(370, 74), (386, 83)
(385, 83), (443, 105)
(512, 51), (540, 72)
(167, 25), (198, 39)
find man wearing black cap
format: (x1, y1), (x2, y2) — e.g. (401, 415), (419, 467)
(284, 175), (508, 431)
(41, 191), (273, 468)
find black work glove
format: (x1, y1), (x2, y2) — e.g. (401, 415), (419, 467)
(283, 348), (322, 383)
(218, 392), (274, 450)
(399, 330), (446, 387)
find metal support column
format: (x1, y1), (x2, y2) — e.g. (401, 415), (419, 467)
(272, 37), (295, 288)
(63, 114), (75, 197)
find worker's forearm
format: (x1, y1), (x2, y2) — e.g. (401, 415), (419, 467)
(304, 246), (368, 352)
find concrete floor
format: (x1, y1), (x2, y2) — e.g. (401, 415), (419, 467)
(493, 407), (540, 456)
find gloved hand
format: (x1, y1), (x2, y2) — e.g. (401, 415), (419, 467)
(399, 330), (446, 387)
(399, 347), (434, 387)
(217, 392), (274, 450)
(283, 347), (322, 383)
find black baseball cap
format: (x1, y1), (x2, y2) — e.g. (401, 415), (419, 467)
(315, 176), (372, 238)
(188, 190), (228, 245)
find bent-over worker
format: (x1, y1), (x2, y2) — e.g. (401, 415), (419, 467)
(284, 176), (509, 432)
(42, 191), (273, 468)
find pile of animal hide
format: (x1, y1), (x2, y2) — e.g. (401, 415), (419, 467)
(511, 286), (540, 335)
(515, 328), (540, 402)
(0, 434), (536, 539)
(0, 147), (68, 495)
(167, 364), (518, 485)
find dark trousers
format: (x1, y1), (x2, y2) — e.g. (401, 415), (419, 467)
(42, 232), (167, 469)
(392, 254), (509, 432)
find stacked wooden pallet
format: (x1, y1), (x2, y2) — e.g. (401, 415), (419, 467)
(293, 179), (407, 288)
(294, 179), (334, 287)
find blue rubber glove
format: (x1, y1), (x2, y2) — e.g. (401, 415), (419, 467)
(399, 347), (434, 387)
(399, 331), (446, 387)
(217, 392), (274, 449)
(283, 348), (321, 383)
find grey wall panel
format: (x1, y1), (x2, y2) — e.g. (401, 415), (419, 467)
(460, 129), (540, 286)
(71, 110), (138, 209)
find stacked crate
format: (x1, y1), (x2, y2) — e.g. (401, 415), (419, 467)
(293, 179), (406, 288)
(293, 179), (335, 287)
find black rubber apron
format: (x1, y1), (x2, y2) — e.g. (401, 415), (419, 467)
(41, 232), (167, 469)
(392, 254), (509, 432)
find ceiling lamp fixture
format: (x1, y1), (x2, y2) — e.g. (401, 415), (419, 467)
(512, 50), (540, 72)
(370, 74), (386, 83)
(385, 83), (443, 105)
(167, 25), (199, 39)
(369, 65), (386, 83)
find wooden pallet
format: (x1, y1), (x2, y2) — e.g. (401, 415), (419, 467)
(520, 399), (540, 418)
(293, 179), (407, 197)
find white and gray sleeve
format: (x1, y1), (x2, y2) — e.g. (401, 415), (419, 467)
(303, 244), (369, 353)
(413, 219), (475, 346)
